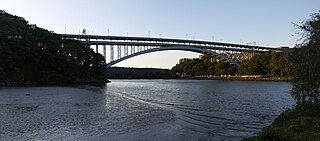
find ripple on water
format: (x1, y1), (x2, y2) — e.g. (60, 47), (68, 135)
(0, 80), (294, 140)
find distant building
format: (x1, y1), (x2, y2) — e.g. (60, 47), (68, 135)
(214, 58), (222, 63)
(179, 58), (188, 64)
(198, 55), (222, 63)
(199, 55), (204, 60)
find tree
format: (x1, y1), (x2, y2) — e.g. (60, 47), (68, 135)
(192, 63), (205, 76)
(240, 53), (270, 75)
(291, 11), (320, 103)
(0, 11), (107, 84)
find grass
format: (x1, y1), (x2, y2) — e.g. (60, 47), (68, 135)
(243, 102), (320, 141)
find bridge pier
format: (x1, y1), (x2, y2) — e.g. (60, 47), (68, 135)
(117, 46), (121, 59)
(110, 45), (114, 61)
(96, 44), (98, 53)
(124, 45), (128, 56)
(103, 45), (106, 59)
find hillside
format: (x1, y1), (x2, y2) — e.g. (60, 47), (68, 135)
(0, 10), (107, 85)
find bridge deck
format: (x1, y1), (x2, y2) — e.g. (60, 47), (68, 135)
(60, 34), (288, 67)
(61, 34), (284, 51)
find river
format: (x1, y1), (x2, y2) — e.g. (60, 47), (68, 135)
(0, 80), (294, 141)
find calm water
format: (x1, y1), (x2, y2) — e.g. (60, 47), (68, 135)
(0, 80), (294, 141)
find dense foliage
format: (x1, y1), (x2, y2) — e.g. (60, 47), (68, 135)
(172, 52), (291, 78)
(172, 54), (237, 76)
(291, 12), (320, 103)
(243, 103), (320, 141)
(243, 11), (320, 141)
(0, 11), (106, 85)
(107, 67), (173, 79)
(240, 51), (291, 77)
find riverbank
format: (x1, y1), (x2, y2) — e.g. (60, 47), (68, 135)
(194, 76), (291, 82)
(0, 80), (110, 87)
(107, 77), (291, 82)
(175, 75), (291, 82)
(243, 102), (320, 141)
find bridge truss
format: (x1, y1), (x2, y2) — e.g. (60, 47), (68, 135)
(61, 34), (286, 67)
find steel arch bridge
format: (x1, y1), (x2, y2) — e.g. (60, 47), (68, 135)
(61, 34), (287, 68)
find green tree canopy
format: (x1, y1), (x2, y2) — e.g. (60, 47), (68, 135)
(0, 10), (106, 85)
(172, 54), (237, 76)
(291, 11), (320, 103)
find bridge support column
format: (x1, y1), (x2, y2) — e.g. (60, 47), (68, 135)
(133, 46), (136, 53)
(96, 44), (98, 53)
(103, 44), (106, 59)
(110, 45), (114, 61)
(124, 45), (128, 56)
(117, 46), (121, 59)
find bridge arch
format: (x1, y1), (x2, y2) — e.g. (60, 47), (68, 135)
(106, 45), (240, 68)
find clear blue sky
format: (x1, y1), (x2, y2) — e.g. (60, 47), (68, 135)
(1, 0), (319, 68)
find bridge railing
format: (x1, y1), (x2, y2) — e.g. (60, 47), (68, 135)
(61, 34), (284, 51)
(61, 34), (286, 67)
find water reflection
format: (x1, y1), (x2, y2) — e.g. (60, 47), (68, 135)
(106, 80), (294, 140)
(0, 80), (294, 140)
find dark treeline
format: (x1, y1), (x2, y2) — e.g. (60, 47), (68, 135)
(172, 55), (237, 76)
(240, 51), (291, 77)
(0, 11), (106, 85)
(172, 52), (291, 78)
(107, 67), (173, 79)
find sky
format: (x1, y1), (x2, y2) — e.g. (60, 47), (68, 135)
(1, 0), (319, 68)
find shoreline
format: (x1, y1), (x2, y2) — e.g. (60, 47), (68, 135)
(0, 77), (291, 87)
(189, 76), (291, 82)
(108, 77), (291, 82)
(0, 80), (111, 87)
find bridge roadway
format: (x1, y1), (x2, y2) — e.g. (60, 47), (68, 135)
(61, 34), (286, 67)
